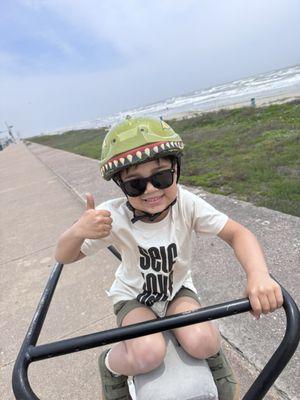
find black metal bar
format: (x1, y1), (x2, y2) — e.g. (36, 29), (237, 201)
(28, 298), (251, 361)
(12, 259), (300, 400)
(12, 262), (64, 400)
(107, 245), (122, 261)
(243, 287), (300, 400)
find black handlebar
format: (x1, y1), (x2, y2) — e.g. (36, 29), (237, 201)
(12, 261), (300, 400)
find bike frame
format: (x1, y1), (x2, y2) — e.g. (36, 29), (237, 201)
(12, 249), (300, 400)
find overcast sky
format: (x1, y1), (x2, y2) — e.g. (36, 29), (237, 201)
(1, 0), (299, 137)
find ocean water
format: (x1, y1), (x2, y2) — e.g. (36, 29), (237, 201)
(58, 64), (300, 132)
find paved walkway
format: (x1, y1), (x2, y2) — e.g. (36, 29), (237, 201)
(1, 143), (118, 400)
(1, 142), (299, 399)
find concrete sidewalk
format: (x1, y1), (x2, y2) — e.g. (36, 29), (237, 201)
(1, 142), (299, 399)
(0, 143), (118, 400)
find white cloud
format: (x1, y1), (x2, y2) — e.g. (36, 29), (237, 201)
(37, 29), (78, 58)
(0, 50), (20, 69)
(2, 0), (300, 136)
(18, 0), (48, 9)
(29, 0), (294, 54)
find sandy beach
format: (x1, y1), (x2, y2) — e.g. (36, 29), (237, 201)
(167, 88), (300, 120)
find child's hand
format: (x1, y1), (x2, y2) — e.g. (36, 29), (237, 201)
(246, 272), (283, 320)
(73, 193), (112, 239)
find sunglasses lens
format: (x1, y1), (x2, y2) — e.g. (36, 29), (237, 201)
(123, 179), (147, 197)
(122, 169), (174, 197)
(152, 170), (173, 188)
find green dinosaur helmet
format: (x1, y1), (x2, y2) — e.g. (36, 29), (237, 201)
(100, 116), (184, 180)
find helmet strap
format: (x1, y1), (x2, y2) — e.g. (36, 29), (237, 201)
(126, 199), (177, 224)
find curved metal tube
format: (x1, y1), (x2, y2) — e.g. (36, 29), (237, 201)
(12, 262), (64, 400)
(12, 261), (300, 400)
(243, 287), (300, 399)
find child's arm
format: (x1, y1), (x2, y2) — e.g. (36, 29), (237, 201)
(55, 193), (112, 264)
(218, 218), (283, 319)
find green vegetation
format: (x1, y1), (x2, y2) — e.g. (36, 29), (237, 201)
(28, 128), (107, 160)
(29, 101), (300, 216)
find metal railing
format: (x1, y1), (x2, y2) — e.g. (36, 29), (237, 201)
(12, 258), (300, 400)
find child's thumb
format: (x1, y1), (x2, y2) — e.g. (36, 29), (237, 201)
(86, 193), (95, 210)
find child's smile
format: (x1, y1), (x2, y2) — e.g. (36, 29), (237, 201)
(142, 193), (165, 204)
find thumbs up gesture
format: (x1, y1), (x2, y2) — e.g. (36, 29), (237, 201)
(86, 193), (95, 210)
(73, 193), (112, 239)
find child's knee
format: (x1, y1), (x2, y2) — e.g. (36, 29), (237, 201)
(128, 336), (166, 374)
(135, 347), (166, 373)
(181, 326), (221, 359)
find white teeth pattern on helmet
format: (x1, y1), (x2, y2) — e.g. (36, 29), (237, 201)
(153, 146), (159, 153)
(108, 162), (112, 169)
(113, 160), (118, 167)
(160, 143), (165, 150)
(136, 151), (142, 159)
(170, 142), (174, 147)
(145, 148), (150, 156)
(166, 142), (170, 148)
(120, 157), (125, 165)
(127, 154), (133, 162)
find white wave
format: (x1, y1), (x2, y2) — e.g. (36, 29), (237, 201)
(45, 65), (300, 135)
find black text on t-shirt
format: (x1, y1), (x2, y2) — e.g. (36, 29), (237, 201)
(137, 244), (177, 305)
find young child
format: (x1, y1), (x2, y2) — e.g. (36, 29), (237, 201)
(55, 117), (283, 400)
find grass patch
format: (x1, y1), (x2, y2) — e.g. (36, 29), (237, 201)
(28, 128), (107, 159)
(28, 101), (300, 216)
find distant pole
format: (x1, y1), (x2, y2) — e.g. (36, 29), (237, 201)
(5, 122), (17, 143)
(250, 98), (256, 108)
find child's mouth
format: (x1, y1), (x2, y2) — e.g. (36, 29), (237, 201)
(143, 194), (164, 204)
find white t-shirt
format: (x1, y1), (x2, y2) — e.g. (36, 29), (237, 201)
(81, 186), (228, 308)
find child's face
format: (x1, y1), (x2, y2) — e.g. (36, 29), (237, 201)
(120, 158), (177, 217)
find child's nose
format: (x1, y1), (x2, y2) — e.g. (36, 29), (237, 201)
(144, 181), (157, 193)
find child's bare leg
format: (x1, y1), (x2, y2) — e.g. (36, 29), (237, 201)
(108, 306), (166, 376)
(167, 296), (221, 359)
(167, 296), (239, 400)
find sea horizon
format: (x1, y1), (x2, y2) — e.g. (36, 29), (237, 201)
(42, 64), (300, 136)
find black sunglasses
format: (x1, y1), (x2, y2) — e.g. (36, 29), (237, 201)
(120, 168), (175, 197)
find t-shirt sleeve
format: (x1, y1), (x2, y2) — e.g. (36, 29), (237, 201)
(181, 188), (228, 236)
(80, 233), (113, 256)
(80, 202), (115, 256)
